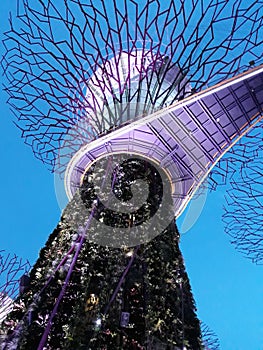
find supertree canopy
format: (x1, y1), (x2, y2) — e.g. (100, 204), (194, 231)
(2, 0), (263, 223)
(0, 251), (31, 326)
(1, 0), (263, 349)
(2, 0), (262, 173)
(209, 121), (263, 264)
(201, 322), (220, 350)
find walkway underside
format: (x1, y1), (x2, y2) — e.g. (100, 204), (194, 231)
(66, 65), (263, 218)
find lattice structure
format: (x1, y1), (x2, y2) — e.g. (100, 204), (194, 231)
(1, 1), (263, 349)
(2, 0), (262, 173)
(210, 121), (263, 264)
(201, 322), (220, 350)
(0, 251), (31, 324)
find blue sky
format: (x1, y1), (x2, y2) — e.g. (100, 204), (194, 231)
(1, 1), (263, 349)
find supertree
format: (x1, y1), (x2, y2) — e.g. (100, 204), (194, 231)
(1, 0), (263, 349)
(0, 251), (31, 334)
(200, 323), (220, 350)
(209, 121), (263, 264)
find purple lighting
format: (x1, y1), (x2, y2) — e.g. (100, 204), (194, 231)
(1, 1), (263, 348)
(2, 0), (262, 173)
(65, 65), (263, 218)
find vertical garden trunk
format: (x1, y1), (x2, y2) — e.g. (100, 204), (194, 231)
(1, 159), (202, 349)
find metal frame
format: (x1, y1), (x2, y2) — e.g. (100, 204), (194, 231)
(65, 65), (263, 217)
(2, 0), (262, 172)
